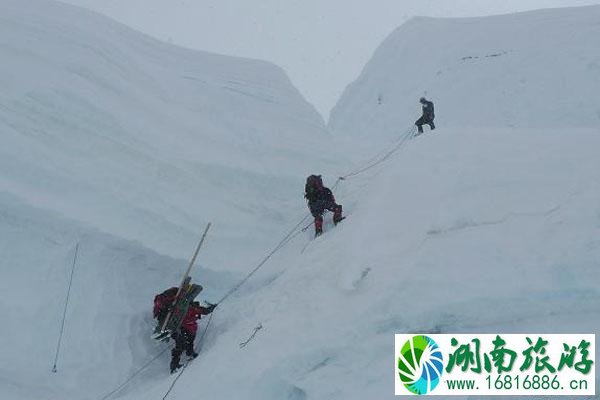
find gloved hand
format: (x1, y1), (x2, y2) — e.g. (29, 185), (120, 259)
(206, 303), (217, 313)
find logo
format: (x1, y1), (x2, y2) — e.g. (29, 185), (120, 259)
(397, 335), (444, 394)
(395, 334), (595, 396)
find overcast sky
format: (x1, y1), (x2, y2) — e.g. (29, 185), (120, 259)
(61, 0), (599, 119)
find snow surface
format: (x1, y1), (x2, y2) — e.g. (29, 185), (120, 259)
(0, 0), (343, 270)
(120, 126), (600, 400)
(1, 2), (599, 400)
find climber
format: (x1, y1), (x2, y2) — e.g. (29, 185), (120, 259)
(304, 175), (343, 237)
(415, 97), (435, 134)
(170, 301), (216, 373)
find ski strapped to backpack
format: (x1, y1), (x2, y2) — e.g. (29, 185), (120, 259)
(153, 222), (212, 340)
(153, 279), (204, 341)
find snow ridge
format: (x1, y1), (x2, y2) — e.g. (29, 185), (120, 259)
(329, 5), (600, 139)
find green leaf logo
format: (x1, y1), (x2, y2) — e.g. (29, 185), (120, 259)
(397, 335), (444, 394)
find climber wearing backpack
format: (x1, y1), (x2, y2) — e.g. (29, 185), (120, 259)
(415, 97), (435, 134)
(304, 175), (343, 237)
(170, 301), (216, 373)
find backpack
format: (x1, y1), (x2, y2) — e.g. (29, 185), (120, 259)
(305, 175), (323, 200)
(153, 287), (178, 318)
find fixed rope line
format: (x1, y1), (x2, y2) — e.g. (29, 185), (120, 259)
(345, 126), (415, 178)
(346, 126), (412, 171)
(208, 125), (419, 305)
(111, 133), (422, 400)
(239, 323), (263, 348)
(102, 122), (417, 397)
(101, 215), (311, 400)
(216, 213), (312, 305)
(161, 312), (214, 400)
(100, 344), (171, 400)
(159, 125), (421, 399)
(98, 227), (212, 400)
(160, 215), (311, 400)
(52, 242), (80, 373)
(339, 126), (416, 180)
(160, 213), (315, 400)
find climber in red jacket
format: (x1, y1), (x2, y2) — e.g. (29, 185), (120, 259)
(170, 301), (216, 373)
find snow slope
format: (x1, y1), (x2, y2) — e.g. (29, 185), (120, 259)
(1, 3), (599, 400)
(0, 192), (199, 399)
(119, 7), (599, 400)
(329, 6), (600, 139)
(0, 0), (338, 271)
(124, 127), (600, 400)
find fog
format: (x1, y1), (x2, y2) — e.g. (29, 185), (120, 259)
(61, 0), (600, 118)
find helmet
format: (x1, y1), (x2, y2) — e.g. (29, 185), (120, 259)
(419, 97), (427, 104)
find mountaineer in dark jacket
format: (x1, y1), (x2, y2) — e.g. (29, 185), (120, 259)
(305, 175), (343, 237)
(415, 97), (435, 134)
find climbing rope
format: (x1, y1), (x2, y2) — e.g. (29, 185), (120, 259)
(164, 206), (330, 396)
(339, 126), (417, 180)
(101, 124), (421, 400)
(52, 242), (80, 373)
(216, 213), (312, 305)
(99, 214), (312, 400)
(100, 313), (216, 400)
(99, 344), (170, 400)
(239, 323), (263, 348)
(158, 124), (421, 399)
(161, 311), (214, 400)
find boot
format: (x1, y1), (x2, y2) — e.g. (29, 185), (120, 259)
(170, 360), (183, 374)
(187, 351), (198, 360)
(333, 205), (343, 225)
(314, 216), (323, 237)
(170, 353), (182, 373)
